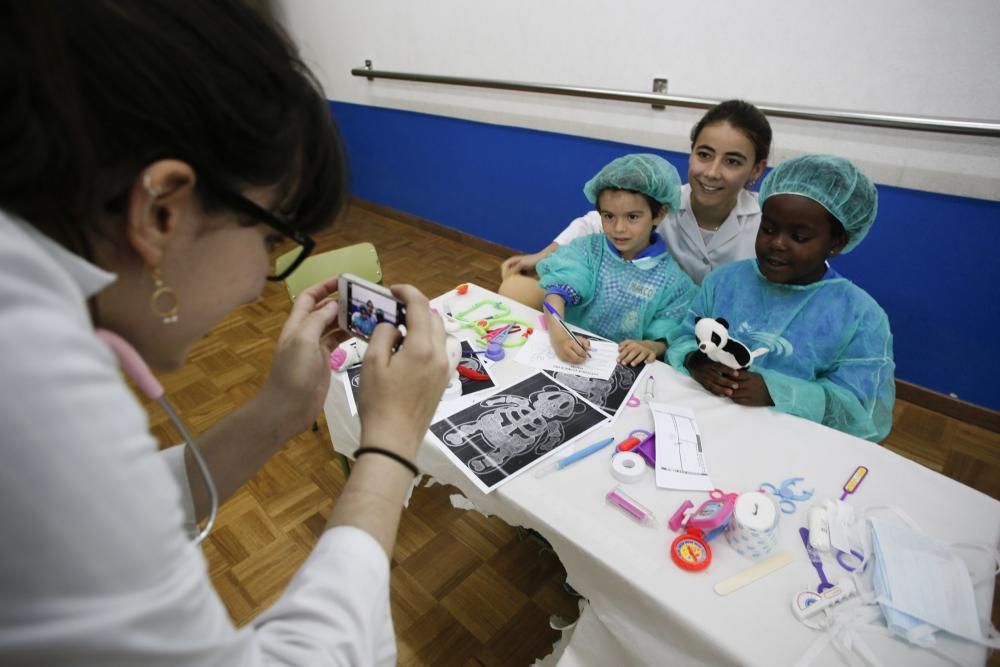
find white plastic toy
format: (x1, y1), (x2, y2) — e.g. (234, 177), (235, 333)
(329, 338), (368, 372)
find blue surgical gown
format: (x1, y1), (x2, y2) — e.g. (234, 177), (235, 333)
(667, 260), (895, 442)
(537, 233), (697, 344)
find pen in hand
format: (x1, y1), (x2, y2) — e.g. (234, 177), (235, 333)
(542, 301), (591, 358)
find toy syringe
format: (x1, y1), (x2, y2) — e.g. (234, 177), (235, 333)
(535, 436), (615, 478)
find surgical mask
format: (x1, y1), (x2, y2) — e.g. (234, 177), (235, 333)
(870, 516), (998, 648)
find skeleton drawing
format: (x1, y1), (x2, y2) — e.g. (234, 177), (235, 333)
(440, 385), (586, 473)
(549, 364), (638, 412)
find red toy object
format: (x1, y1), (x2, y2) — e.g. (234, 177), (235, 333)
(456, 364), (490, 381)
(456, 283), (469, 295)
(616, 436), (641, 452)
(671, 529), (712, 571)
(525, 327), (533, 335)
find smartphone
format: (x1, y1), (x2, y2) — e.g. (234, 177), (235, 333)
(338, 273), (406, 340)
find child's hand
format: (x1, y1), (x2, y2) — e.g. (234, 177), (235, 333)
(685, 352), (741, 397)
(551, 329), (590, 364)
(729, 371), (774, 407)
(617, 340), (660, 366)
(501, 251), (545, 279)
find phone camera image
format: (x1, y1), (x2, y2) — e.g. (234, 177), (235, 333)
(347, 282), (405, 340)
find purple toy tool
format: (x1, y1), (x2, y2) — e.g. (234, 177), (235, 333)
(633, 432), (656, 467)
(799, 527), (834, 593)
(485, 324), (513, 361)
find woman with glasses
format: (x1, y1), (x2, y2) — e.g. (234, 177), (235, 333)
(0, 2), (450, 665)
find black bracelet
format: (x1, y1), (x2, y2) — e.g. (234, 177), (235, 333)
(354, 447), (420, 477)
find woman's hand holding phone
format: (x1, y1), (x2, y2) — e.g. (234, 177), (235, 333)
(262, 276), (342, 438)
(358, 284), (451, 461)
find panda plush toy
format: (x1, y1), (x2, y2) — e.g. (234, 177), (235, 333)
(693, 317), (768, 370)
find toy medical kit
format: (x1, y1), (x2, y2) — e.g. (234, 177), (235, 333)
(456, 363), (490, 382)
(792, 578), (857, 621)
(713, 551), (792, 596)
(644, 375), (656, 401)
(330, 337), (367, 371)
(441, 334), (465, 400)
(633, 432), (657, 466)
(610, 451), (646, 483)
(542, 301), (591, 358)
(759, 477), (814, 513)
(799, 527), (835, 593)
(726, 492), (780, 560)
(808, 505), (832, 551)
(839, 465), (868, 501)
(606, 486), (655, 525)
(617, 429), (650, 452)
(615, 435), (641, 452)
(694, 316), (768, 370)
(534, 436), (616, 478)
(485, 324), (512, 361)
(626, 376), (655, 408)
(452, 298), (533, 352)
(669, 489), (738, 571)
(671, 531), (712, 571)
(836, 549), (865, 572)
(669, 501), (694, 531)
(685, 490), (738, 541)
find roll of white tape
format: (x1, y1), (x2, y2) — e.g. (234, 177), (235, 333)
(726, 492), (779, 560)
(610, 451), (646, 483)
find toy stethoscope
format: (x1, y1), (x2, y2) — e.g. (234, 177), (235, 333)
(95, 328), (217, 545)
(759, 477), (814, 513)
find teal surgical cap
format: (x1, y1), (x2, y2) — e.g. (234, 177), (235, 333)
(583, 153), (682, 213)
(759, 154), (878, 254)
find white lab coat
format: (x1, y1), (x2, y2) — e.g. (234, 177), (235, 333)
(0, 210), (396, 666)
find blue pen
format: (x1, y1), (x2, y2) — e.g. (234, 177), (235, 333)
(534, 436), (616, 478)
(542, 301), (592, 358)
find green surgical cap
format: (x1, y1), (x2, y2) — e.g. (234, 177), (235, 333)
(583, 153), (681, 213)
(759, 154), (878, 254)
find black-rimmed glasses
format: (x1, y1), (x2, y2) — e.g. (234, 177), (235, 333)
(210, 188), (316, 282)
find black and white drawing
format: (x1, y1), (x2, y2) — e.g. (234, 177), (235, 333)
(545, 362), (642, 418)
(429, 372), (608, 493)
(458, 341), (495, 396)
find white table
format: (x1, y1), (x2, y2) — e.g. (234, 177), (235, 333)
(324, 284), (999, 666)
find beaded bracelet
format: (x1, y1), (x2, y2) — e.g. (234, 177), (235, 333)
(354, 447), (419, 477)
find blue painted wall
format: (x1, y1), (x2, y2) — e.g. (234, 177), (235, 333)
(330, 101), (1000, 410)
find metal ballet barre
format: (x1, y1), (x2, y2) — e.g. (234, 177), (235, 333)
(351, 61), (1000, 138)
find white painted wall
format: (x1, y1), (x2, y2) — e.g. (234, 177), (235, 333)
(276, 0), (1000, 200)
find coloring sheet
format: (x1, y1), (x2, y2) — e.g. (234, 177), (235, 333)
(544, 361), (649, 420)
(516, 329), (617, 380)
(429, 372), (609, 493)
(649, 402), (714, 491)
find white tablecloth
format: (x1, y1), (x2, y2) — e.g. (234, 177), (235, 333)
(324, 284), (999, 666)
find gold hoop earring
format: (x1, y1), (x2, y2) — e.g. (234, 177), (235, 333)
(150, 267), (179, 324)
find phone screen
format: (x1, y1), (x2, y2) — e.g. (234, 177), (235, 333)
(345, 280), (406, 340)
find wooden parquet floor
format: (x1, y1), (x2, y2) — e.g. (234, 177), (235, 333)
(141, 202), (1000, 666)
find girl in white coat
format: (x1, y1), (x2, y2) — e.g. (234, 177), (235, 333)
(500, 100), (772, 304)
